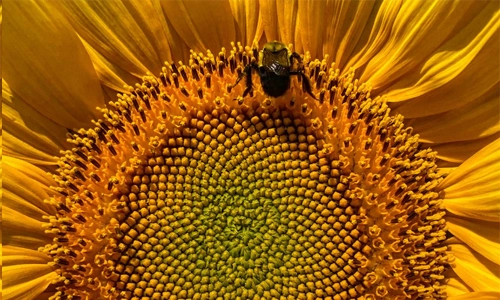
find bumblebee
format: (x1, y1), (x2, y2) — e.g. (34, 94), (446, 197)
(234, 41), (316, 99)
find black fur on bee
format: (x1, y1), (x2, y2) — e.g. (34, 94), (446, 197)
(234, 41), (316, 99)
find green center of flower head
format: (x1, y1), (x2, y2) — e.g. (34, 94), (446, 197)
(41, 42), (450, 300)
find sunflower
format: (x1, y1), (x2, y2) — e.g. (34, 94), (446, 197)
(3, 0), (500, 299)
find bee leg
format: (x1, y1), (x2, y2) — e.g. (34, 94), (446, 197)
(290, 52), (316, 99)
(301, 73), (317, 100)
(291, 71), (317, 100)
(289, 52), (302, 68)
(235, 63), (258, 97)
(242, 64), (254, 97)
(234, 64), (250, 86)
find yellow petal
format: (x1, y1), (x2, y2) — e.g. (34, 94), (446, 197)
(384, 2), (499, 103)
(150, 0), (192, 63)
(3, 206), (51, 249)
(2, 80), (65, 165)
(391, 36), (499, 118)
(161, 1), (236, 54)
(343, 1), (402, 74)
(447, 216), (500, 266)
(79, 40), (136, 93)
(276, 0), (298, 46)
(3, 156), (57, 221)
(444, 237), (465, 248)
(4, 181), (54, 224)
(450, 243), (500, 292)
(3, 157), (56, 249)
(3, 0), (104, 129)
(449, 292), (500, 300)
(101, 85), (124, 105)
(322, 0), (379, 71)
(296, 1), (326, 58)
(3, 262), (56, 300)
(3, 246), (56, 300)
(57, 0), (173, 75)
(3, 246), (52, 266)
(439, 138), (500, 221)
(437, 161), (461, 169)
(361, 1), (488, 90)
(406, 86), (499, 144)
(258, 0), (279, 43)
(229, 0), (263, 46)
(425, 134), (500, 164)
(445, 271), (474, 297)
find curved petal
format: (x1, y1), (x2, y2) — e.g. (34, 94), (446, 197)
(437, 161), (462, 169)
(343, 0), (402, 74)
(57, 0), (173, 76)
(161, 0), (236, 54)
(450, 243), (500, 292)
(445, 272), (474, 297)
(3, 156), (57, 249)
(439, 138), (500, 221)
(295, 0), (385, 60)
(406, 86), (499, 144)
(391, 29), (499, 118)
(3, 156), (58, 221)
(3, 247), (56, 300)
(153, 0), (192, 63)
(79, 40), (136, 93)
(447, 216), (500, 265)
(3, 246), (52, 266)
(3, 80), (66, 165)
(229, 0), (263, 46)
(276, 0), (298, 46)
(361, 1), (488, 90)
(258, 0), (279, 44)
(4, 267), (56, 300)
(101, 85), (123, 105)
(426, 133), (500, 164)
(322, 0), (380, 71)
(385, 2), (499, 102)
(449, 292), (500, 300)
(3, 206), (52, 250)
(296, 0), (326, 58)
(3, 0), (104, 129)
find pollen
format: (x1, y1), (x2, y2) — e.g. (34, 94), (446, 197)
(41, 42), (449, 300)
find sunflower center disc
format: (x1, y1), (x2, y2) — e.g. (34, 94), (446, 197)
(113, 105), (362, 299)
(42, 43), (449, 300)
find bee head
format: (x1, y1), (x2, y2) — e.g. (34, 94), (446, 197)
(259, 41), (290, 67)
(263, 41), (288, 53)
